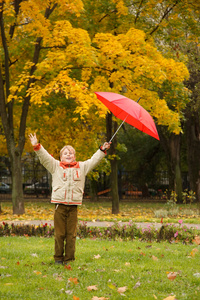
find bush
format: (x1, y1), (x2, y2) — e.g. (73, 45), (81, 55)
(0, 221), (199, 244)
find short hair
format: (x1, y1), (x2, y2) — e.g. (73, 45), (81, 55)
(60, 145), (76, 159)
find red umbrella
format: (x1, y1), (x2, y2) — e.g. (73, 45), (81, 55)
(95, 92), (159, 141)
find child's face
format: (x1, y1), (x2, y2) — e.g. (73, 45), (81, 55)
(60, 149), (75, 163)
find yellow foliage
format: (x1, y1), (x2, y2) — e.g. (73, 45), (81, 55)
(111, 0), (128, 15)
(0, 0), (191, 159)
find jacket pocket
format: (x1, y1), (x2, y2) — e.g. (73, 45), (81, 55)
(53, 186), (62, 192)
(73, 169), (81, 181)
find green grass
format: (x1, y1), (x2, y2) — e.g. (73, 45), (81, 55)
(0, 237), (200, 299)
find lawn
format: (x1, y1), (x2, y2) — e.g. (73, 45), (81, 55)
(0, 237), (200, 300)
(0, 200), (200, 224)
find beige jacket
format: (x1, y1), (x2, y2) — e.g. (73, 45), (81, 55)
(34, 145), (106, 205)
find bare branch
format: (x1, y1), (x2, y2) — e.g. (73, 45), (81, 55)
(147, 1), (179, 38)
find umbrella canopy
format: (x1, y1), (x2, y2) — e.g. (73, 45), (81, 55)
(95, 92), (159, 140)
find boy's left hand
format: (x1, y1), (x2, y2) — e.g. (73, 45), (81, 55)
(102, 142), (111, 150)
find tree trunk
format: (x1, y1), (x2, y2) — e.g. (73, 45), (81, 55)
(89, 178), (98, 201)
(185, 112), (200, 205)
(10, 150), (25, 214)
(106, 113), (119, 214)
(110, 158), (119, 214)
(169, 133), (182, 202)
(158, 128), (182, 202)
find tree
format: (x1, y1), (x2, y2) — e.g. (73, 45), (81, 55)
(115, 0), (200, 202)
(0, 0), (189, 215)
(0, 0), (85, 214)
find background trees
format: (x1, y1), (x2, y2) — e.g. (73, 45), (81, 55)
(0, 0), (199, 214)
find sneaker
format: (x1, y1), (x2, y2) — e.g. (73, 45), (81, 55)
(55, 260), (63, 265)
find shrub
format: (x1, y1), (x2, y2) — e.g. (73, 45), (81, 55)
(0, 221), (199, 244)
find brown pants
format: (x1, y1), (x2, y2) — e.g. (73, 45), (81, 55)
(54, 204), (78, 263)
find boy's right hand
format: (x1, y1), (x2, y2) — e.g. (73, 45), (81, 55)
(29, 133), (38, 146)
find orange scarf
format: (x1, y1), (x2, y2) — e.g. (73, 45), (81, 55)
(59, 161), (80, 169)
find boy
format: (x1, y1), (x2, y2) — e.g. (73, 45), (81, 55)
(29, 133), (110, 265)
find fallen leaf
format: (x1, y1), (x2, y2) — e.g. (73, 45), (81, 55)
(133, 281), (141, 289)
(87, 285), (98, 291)
(163, 296), (176, 300)
(64, 264), (72, 270)
(31, 253), (38, 257)
(33, 271), (42, 275)
(152, 255), (158, 261)
(108, 283), (116, 290)
(68, 277), (78, 285)
(153, 294), (158, 299)
(4, 283), (14, 286)
(94, 254), (101, 259)
(125, 262), (130, 266)
(73, 296), (79, 300)
(190, 248), (199, 257)
(117, 286), (127, 294)
(167, 272), (178, 281)
(16, 261), (20, 265)
(193, 236), (200, 245)
(65, 290), (73, 295)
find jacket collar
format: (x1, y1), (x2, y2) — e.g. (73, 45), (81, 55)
(59, 161), (79, 169)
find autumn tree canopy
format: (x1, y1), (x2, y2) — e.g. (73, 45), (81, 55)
(0, 0), (190, 213)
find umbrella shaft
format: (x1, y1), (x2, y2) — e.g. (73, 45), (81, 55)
(109, 115), (128, 143)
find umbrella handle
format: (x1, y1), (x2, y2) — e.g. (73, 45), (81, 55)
(109, 115), (128, 143)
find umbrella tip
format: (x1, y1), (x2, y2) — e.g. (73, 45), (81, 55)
(137, 97), (141, 103)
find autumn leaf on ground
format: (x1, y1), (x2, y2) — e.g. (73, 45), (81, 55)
(33, 271), (42, 275)
(64, 264), (72, 270)
(68, 277), (78, 285)
(163, 296), (176, 300)
(94, 254), (101, 259)
(16, 261), (20, 265)
(87, 285), (98, 291)
(65, 290), (73, 295)
(152, 255), (158, 261)
(125, 262), (130, 266)
(117, 286), (127, 294)
(4, 283), (14, 286)
(73, 296), (79, 300)
(167, 272), (178, 281)
(133, 281), (141, 289)
(193, 236), (200, 245)
(108, 282), (116, 290)
(31, 253), (38, 257)
(190, 248), (199, 257)
(0, 266), (7, 269)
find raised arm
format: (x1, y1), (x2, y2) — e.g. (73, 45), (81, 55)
(28, 133), (58, 174)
